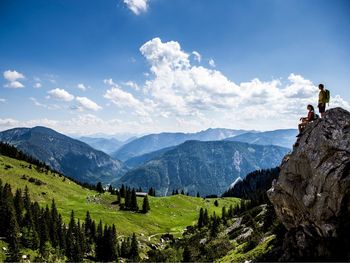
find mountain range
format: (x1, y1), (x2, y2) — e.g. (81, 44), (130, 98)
(0, 126), (126, 184)
(78, 136), (125, 154)
(0, 126), (295, 195)
(225, 129), (297, 148)
(117, 140), (289, 196)
(112, 128), (250, 161)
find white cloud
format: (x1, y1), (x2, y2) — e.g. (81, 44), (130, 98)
(136, 37), (350, 130)
(0, 98), (6, 103)
(104, 86), (150, 117)
(30, 97), (61, 110)
(192, 51), (201, 62)
(76, 97), (102, 111)
(0, 115), (149, 136)
(3, 70), (25, 88)
(77, 83), (87, 91)
(5, 81), (24, 89)
(124, 81), (140, 91)
(208, 59), (216, 67)
(124, 0), (148, 15)
(103, 78), (117, 86)
(34, 82), (42, 88)
(3, 70), (24, 82)
(47, 88), (74, 102)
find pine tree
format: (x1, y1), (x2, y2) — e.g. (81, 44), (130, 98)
(2, 184), (20, 261)
(57, 214), (66, 250)
(181, 190), (185, 195)
(95, 220), (104, 261)
(96, 182), (104, 193)
(130, 233), (139, 261)
(197, 192), (200, 198)
(142, 195), (150, 213)
(117, 190), (121, 204)
(214, 200), (219, 207)
(120, 184), (126, 198)
(222, 206), (227, 220)
(14, 189), (24, 226)
(130, 189), (138, 211)
(108, 185), (114, 194)
(23, 185), (31, 210)
(49, 199), (59, 247)
(198, 208), (204, 229)
(203, 209), (209, 226)
(210, 212), (219, 238)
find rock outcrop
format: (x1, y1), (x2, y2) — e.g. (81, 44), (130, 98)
(268, 107), (350, 260)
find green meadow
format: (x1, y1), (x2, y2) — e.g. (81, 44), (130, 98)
(0, 155), (240, 239)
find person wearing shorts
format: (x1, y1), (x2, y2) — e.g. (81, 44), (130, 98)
(318, 84), (327, 118)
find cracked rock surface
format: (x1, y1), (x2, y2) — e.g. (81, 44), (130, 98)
(268, 107), (350, 259)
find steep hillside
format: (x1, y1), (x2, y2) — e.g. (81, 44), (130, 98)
(78, 136), (124, 154)
(223, 167), (280, 202)
(225, 129), (297, 149)
(0, 126), (126, 184)
(124, 146), (176, 168)
(268, 108), (350, 261)
(112, 128), (248, 161)
(0, 154), (239, 237)
(118, 141), (289, 196)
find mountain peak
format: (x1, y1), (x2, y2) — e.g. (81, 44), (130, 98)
(268, 107), (350, 260)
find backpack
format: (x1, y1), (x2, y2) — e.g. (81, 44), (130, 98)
(325, 89), (330, 104)
(314, 113), (320, 120)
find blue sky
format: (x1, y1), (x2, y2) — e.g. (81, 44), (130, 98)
(0, 0), (349, 136)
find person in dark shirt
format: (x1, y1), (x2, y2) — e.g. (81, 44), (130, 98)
(297, 104), (316, 137)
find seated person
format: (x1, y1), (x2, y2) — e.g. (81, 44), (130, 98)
(297, 104), (315, 137)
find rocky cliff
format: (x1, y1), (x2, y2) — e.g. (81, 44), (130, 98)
(268, 107), (350, 260)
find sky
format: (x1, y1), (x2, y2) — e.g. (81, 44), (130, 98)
(0, 0), (349, 136)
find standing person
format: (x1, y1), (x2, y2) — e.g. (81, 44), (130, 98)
(318, 84), (327, 118)
(297, 104), (316, 137)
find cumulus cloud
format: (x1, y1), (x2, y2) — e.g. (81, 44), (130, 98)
(0, 98), (6, 103)
(76, 96), (102, 111)
(124, 0), (148, 15)
(77, 83), (87, 91)
(104, 86), (151, 117)
(47, 88), (74, 102)
(135, 37), (350, 130)
(3, 70), (25, 88)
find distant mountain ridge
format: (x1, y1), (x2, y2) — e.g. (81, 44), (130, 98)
(112, 128), (250, 161)
(78, 136), (124, 154)
(0, 126), (126, 184)
(117, 140), (289, 196)
(225, 129), (297, 149)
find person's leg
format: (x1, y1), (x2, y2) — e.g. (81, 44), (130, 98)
(298, 123), (303, 133)
(319, 103), (326, 118)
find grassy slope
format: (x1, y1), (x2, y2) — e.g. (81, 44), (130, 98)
(0, 155), (240, 238)
(217, 235), (275, 262)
